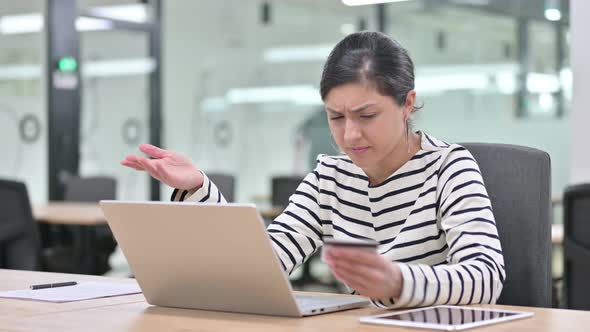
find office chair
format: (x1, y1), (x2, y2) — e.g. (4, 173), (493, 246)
(0, 179), (40, 270)
(462, 143), (552, 307)
(62, 176), (117, 275)
(563, 183), (590, 310)
(271, 176), (304, 207)
(271, 175), (337, 289)
(207, 173), (236, 203)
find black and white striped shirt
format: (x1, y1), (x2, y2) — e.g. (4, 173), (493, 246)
(173, 132), (505, 309)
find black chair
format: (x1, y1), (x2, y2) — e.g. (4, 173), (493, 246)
(0, 179), (40, 270)
(207, 173), (236, 203)
(463, 143), (552, 307)
(61, 176), (117, 275)
(271, 175), (334, 289)
(271, 176), (304, 207)
(563, 183), (590, 310)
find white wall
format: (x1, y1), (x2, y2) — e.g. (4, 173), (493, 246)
(570, 0), (590, 183)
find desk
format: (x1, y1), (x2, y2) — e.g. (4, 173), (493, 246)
(0, 269), (143, 319)
(33, 202), (106, 226)
(3, 270), (590, 332)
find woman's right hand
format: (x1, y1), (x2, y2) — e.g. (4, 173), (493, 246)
(120, 144), (204, 190)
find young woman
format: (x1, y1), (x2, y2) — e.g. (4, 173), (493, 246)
(121, 31), (504, 309)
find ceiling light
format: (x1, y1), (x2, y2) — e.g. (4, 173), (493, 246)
(544, 8), (561, 21)
(263, 45), (333, 63)
(342, 0), (413, 5)
(89, 4), (148, 23)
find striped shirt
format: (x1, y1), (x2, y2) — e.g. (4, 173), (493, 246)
(172, 132), (505, 309)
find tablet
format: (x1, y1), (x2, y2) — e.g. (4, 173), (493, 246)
(360, 305), (534, 330)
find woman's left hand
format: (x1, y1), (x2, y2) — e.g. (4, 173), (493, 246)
(323, 247), (403, 299)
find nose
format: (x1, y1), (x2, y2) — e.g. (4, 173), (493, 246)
(343, 119), (362, 144)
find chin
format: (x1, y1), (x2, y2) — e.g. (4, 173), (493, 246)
(346, 153), (373, 169)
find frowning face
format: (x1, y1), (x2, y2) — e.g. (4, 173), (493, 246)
(324, 82), (414, 179)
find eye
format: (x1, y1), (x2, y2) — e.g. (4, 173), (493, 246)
(360, 114), (376, 119)
(329, 115), (344, 120)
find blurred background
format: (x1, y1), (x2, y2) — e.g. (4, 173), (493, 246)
(1, 0), (587, 309)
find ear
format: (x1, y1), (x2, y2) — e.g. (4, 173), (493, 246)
(403, 90), (416, 120)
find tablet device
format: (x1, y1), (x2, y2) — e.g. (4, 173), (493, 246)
(360, 305), (534, 330)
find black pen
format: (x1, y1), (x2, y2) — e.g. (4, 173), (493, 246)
(30, 281), (78, 290)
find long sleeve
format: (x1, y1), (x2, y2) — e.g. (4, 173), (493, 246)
(266, 170), (324, 275)
(170, 172), (227, 204)
(372, 146), (505, 308)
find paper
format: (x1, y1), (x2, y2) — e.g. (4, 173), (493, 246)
(0, 281), (142, 303)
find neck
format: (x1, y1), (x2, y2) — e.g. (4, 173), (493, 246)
(366, 131), (421, 186)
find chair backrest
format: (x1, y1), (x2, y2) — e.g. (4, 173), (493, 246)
(64, 176), (117, 202)
(207, 173), (236, 203)
(563, 183), (590, 310)
(271, 176), (304, 208)
(0, 179), (40, 270)
(462, 143), (552, 307)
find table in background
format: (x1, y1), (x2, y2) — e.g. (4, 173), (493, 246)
(33, 202), (107, 275)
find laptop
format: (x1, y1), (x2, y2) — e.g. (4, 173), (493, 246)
(99, 200), (370, 317)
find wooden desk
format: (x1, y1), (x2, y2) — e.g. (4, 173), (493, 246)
(3, 270), (590, 332)
(33, 202), (106, 226)
(0, 269), (143, 319)
(259, 206), (284, 220)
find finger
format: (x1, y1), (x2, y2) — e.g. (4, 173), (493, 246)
(333, 258), (382, 282)
(120, 160), (145, 171)
(331, 265), (374, 292)
(327, 248), (383, 268)
(139, 143), (170, 159)
(137, 157), (163, 181)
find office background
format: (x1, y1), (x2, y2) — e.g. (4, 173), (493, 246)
(0, 0), (574, 205)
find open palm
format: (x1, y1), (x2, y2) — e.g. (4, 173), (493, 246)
(121, 144), (204, 190)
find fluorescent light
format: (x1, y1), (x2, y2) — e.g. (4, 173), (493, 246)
(76, 17), (113, 31)
(0, 13), (111, 34)
(0, 14), (42, 34)
(342, 0), (413, 6)
(0, 58), (155, 80)
(89, 4), (148, 23)
(263, 44), (333, 63)
(83, 58), (156, 77)
(0, 65), (41, 80)
(0, 4), (146, 35)
(226, 85), (321, 105)
(544, 8), (561, 21)
(527, 73), (560, 93)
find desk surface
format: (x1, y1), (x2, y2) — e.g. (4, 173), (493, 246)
(0, 269), (143, 319)
(3, 270), (590, 332)
(33, 202), (106, 225)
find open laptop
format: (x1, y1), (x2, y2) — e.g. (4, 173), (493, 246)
(99, 200), (370, 317)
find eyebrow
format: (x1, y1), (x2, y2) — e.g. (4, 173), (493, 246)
(326, 102), (378, 114)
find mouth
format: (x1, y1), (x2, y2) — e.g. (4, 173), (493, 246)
(350, 147), (369, 154)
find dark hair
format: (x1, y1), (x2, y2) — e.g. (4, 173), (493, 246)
(320, 31), (421, 113)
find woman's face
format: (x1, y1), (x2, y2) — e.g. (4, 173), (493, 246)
(324, 82), (414, 172)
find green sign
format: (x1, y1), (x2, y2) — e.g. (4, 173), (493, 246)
(57, 56), (78, 72)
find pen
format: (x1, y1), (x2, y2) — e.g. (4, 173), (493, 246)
(30, 281), (78, 290)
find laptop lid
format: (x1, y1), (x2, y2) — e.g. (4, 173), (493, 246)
(100, 200), (302, 317)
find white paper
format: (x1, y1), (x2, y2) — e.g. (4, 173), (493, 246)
(0, 281), (142, 303)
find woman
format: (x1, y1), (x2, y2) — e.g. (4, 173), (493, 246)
(121, 31), (504, 309)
